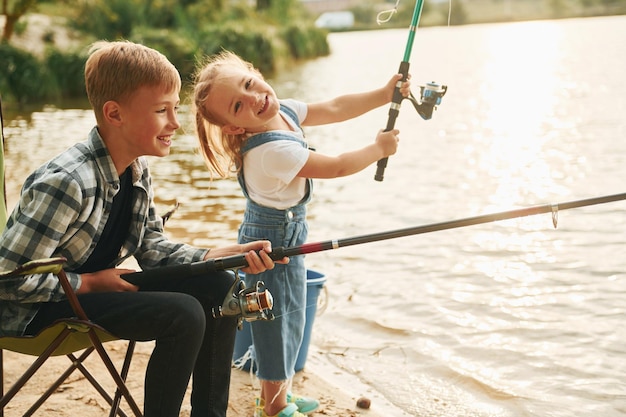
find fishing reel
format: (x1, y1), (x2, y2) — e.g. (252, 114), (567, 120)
(407, 81), (448, 120)
(211, 273), (274, 329)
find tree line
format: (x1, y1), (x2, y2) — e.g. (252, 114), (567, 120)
(1, 0), (624, 106)
(0, 0), (330, 106)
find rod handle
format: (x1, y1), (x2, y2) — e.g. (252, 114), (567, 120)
(121, 247), (290, 287)
(375, 61), (410, 182)
(374, 157), (389, 182)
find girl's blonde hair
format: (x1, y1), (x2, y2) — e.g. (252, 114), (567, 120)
(192, 50), (262, 178)
(85, 40), (181, 123)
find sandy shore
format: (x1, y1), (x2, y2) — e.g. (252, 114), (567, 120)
(1, 338), (387, 416)
(0, 252), (389, 416)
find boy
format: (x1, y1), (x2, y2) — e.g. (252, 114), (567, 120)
(0, 40), (286, 417)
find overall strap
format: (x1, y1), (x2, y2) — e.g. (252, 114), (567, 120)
(238, 104), (312, 205)
(241, 130), (304, 155)
(279, 104), (303, 131)
(240, 103), (306, 155)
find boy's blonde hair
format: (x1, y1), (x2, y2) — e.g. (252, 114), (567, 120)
(192, 50), (262, 178)
(85, 40), (181, 122)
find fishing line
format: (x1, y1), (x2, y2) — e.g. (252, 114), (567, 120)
(269, 304), (311, 320)
(377, 0), (400, 24)
(378, 0), (453, 26)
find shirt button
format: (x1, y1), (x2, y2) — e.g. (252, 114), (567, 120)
(287, 210), (293, 220)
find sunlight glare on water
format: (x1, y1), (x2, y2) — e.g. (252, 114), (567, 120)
(470, 21), (568, 207)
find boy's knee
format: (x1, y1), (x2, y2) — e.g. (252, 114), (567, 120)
(164, 293), (206, 331)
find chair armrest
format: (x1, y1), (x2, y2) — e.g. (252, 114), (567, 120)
(0, 257), (89, 320)
(0, 257), (68, 279)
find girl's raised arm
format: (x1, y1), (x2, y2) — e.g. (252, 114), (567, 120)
(303, 74), (410, 126)
(296, 129), (400, 179)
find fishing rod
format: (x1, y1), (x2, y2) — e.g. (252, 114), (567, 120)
(375, 0), (448, 182)
(123, 192), (626, 284)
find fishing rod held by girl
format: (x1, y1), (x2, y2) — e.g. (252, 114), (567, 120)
(411, 82), (447, 120)
(375, 0), (448, 181)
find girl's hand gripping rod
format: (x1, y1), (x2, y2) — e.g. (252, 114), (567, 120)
(376, 61), (411, 182)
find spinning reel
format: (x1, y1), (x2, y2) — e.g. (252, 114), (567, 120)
(407, 81), (447, 120)
(211, 273), (274, 329)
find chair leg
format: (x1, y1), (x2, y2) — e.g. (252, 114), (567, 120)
(22, 348), (95, 417)
(1, 332), (141, 417)
(71, 352), (130, 417)
(0, 327), (74, 411)
(23, 347), (131, 417)
(110, 340), (136, 417)
(87, 330), (143, 417)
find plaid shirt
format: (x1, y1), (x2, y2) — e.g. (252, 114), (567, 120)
(0, 127), (207, 336)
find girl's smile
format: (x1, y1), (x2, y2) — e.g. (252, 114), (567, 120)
(258, 96), (269, 115)
(206, 68), (281, 133)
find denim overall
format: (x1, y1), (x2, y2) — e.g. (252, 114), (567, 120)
(236, 105), (313, 381)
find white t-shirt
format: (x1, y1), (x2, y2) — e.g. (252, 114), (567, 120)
(242, 99), (310, 209)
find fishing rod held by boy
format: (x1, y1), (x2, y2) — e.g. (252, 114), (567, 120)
(124, 191), (626, 281)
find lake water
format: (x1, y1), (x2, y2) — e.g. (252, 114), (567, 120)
(3, 15), (626, 417)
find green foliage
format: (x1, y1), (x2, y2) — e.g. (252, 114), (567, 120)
(183, 2), (256, 32)
(14, 19), (28, 36)
(0, 43), (53, 105)
(71, 0), (144, 39)
(219, 3), (258, 22)
(3, 0), (331, 102)
(70, 0), (230, 40)
(351, 3), (380, 27)
(45, 48), (87, 98)
(181, 0), (224, 27)
(195, 23), (277, 74)
(125, 23), (329, 82)
(260, 0), (302, 24)
(280, 24), (330, 59)
(0, 44), (87, 105)
(130, 27), (197, 82)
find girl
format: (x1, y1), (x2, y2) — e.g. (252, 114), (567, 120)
(192, 50), (410, 417)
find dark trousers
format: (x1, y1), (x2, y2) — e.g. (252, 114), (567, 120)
(25, 271), (238, 417)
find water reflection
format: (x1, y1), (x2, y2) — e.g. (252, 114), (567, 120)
(3, 16), (626, 417)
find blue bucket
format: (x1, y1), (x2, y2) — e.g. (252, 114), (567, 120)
(232, 269), (327, 372)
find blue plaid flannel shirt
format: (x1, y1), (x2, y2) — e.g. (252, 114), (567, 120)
(0, 127), (207, 336)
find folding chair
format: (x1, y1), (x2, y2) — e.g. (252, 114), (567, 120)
(0, 96), (142, 416)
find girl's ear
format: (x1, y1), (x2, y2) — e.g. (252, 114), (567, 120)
(222, 125), (246, 135)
